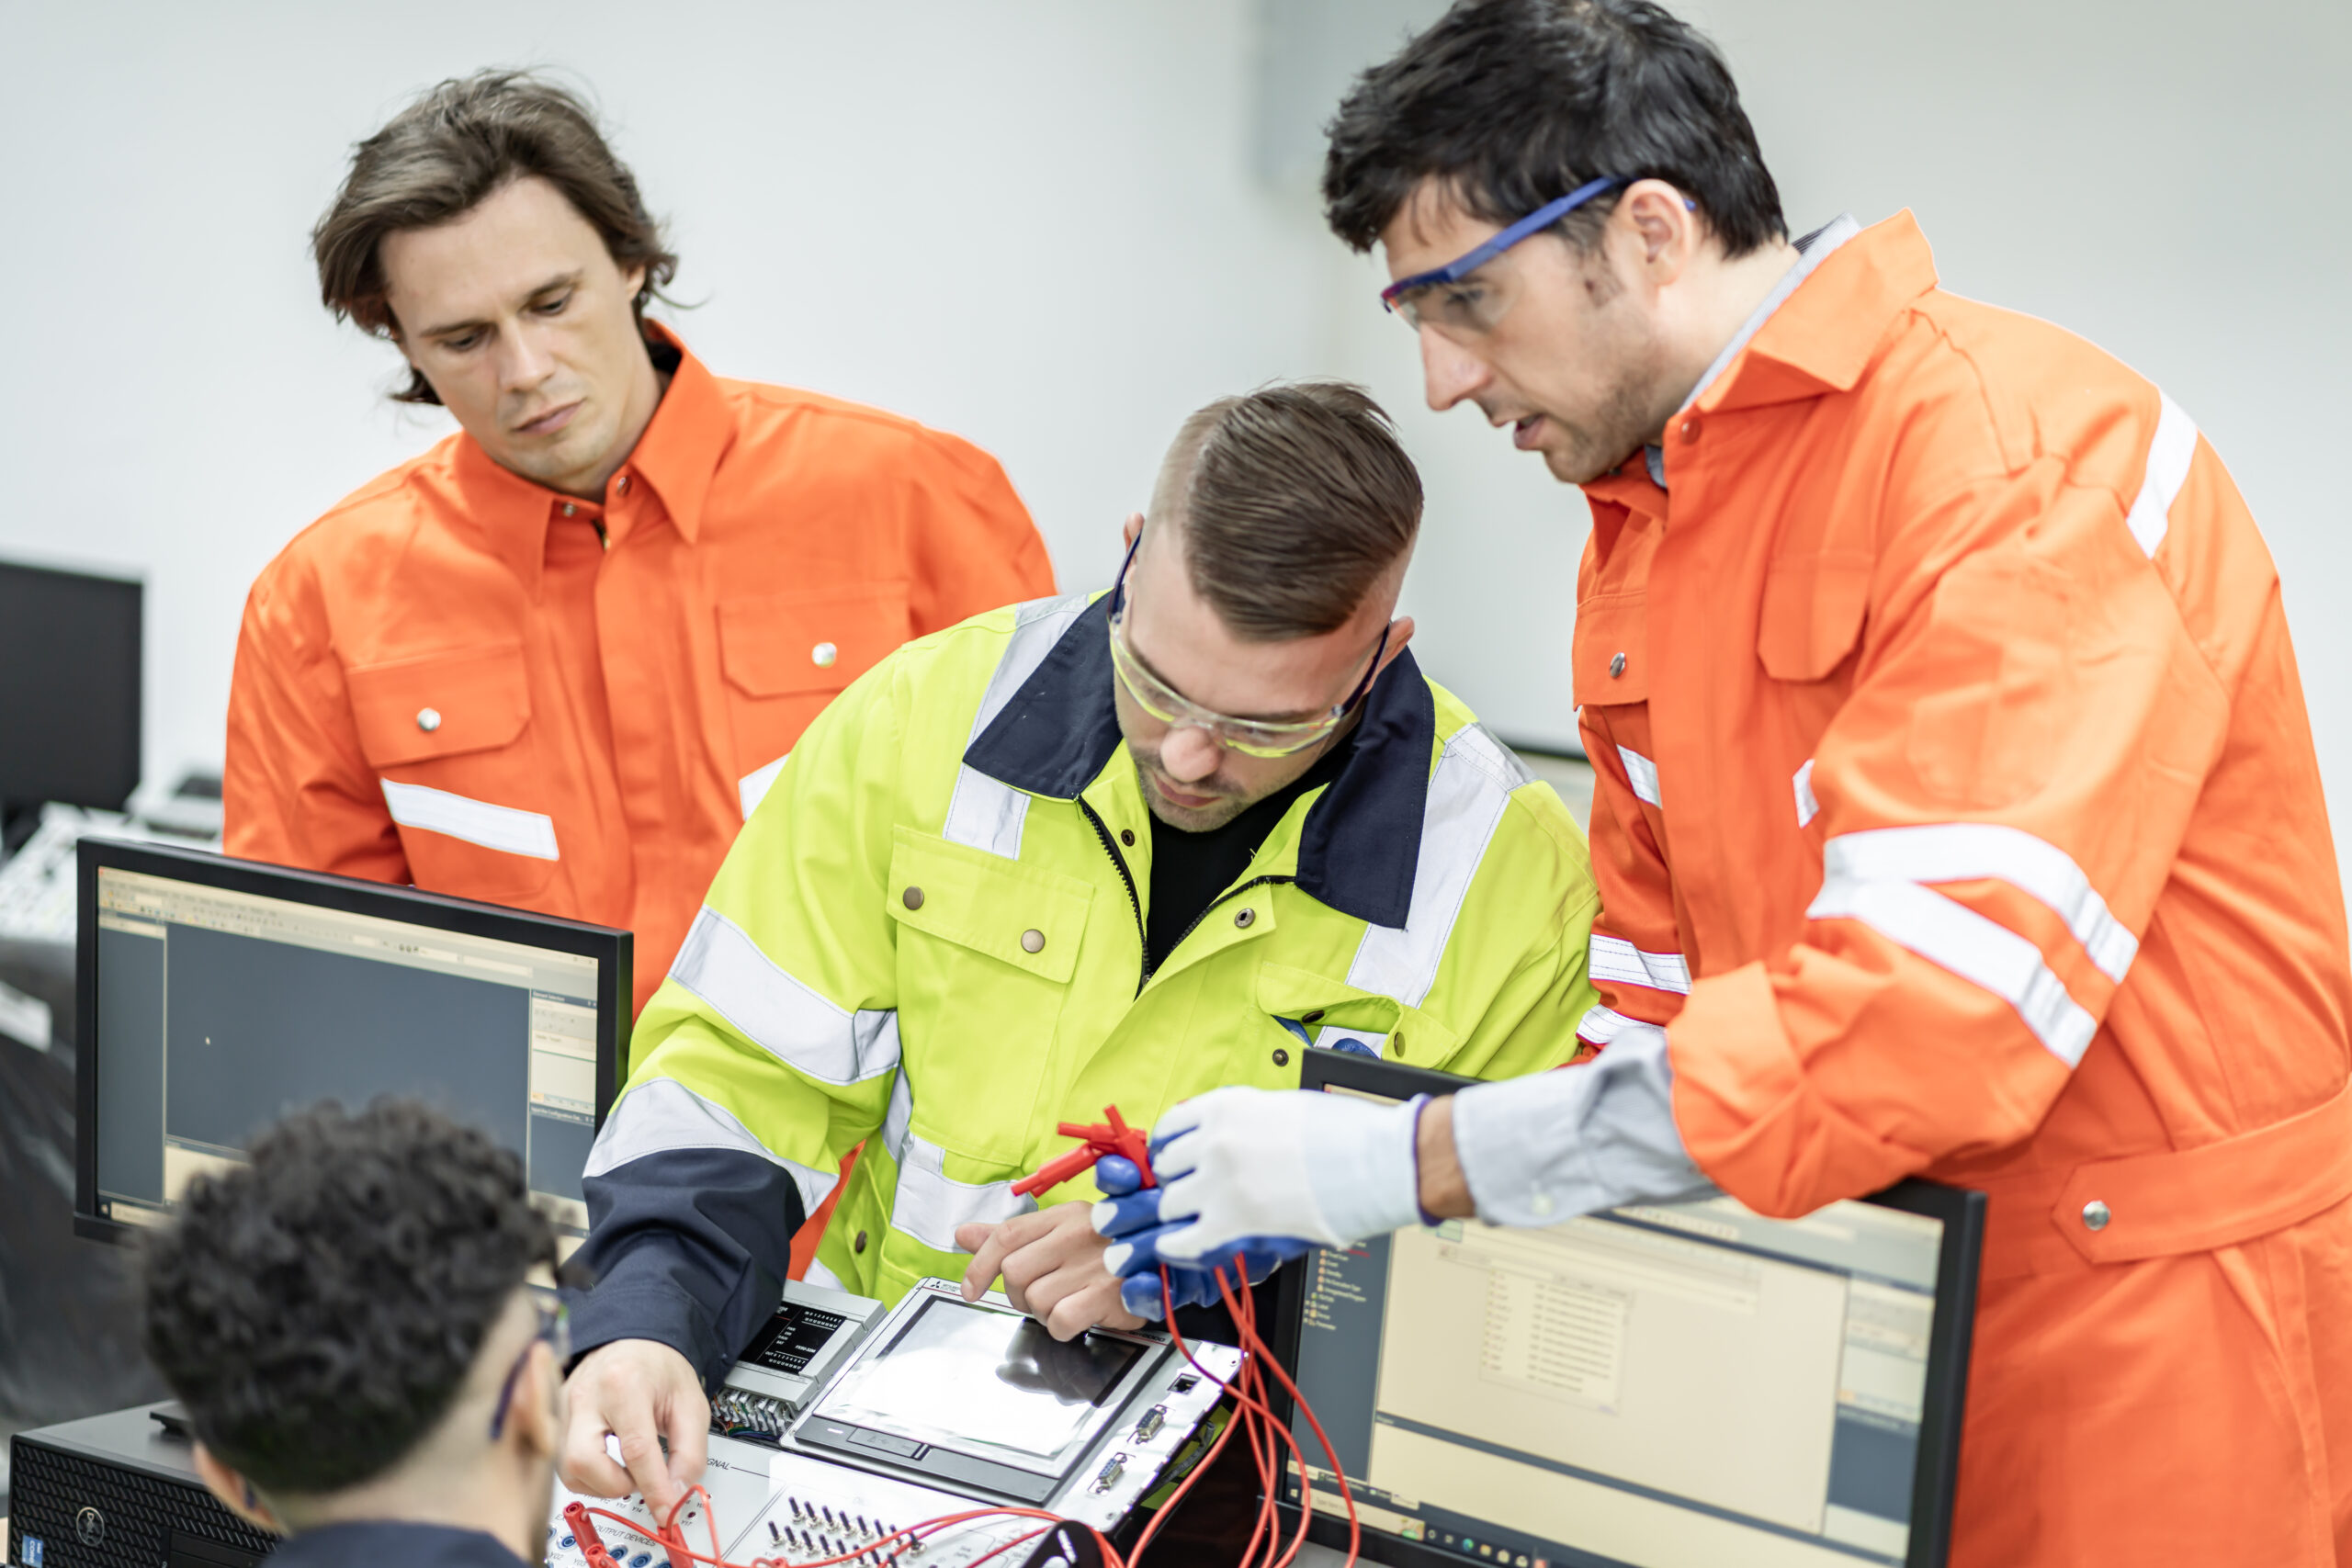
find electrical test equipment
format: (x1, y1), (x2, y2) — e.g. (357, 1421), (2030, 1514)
(544, 1279), (1239, 1568)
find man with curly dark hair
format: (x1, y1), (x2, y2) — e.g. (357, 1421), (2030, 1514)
(142, 1100), (571, 1568)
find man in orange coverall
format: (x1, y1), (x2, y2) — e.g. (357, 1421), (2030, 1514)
(225, 72), (1053, 1014)
(1103, 3), (2352, 1562)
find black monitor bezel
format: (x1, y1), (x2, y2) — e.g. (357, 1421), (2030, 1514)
(73, 836), (632, 1244)
(1267, 1047), (1985, 1568)
(0, 558), (142, 817)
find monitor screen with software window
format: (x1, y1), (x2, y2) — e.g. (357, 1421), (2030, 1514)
(74, 838), (630, 1248)
(1274, 1051), (1984, 1568)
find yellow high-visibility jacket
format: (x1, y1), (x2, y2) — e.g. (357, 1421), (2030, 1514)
(569, 592), (1600, 1379)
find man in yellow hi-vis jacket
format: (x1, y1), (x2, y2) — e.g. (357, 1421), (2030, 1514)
(554, 383), (1602, 1519)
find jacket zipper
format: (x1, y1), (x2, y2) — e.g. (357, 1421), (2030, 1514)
(1080, 801), (1295, 994)
(1080, 800), (1148, 996)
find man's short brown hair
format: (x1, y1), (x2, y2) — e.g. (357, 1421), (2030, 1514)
(1152, 382), (1423, 640)
(312, 71), (677, 405)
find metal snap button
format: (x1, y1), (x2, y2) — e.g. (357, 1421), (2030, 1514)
(901, 886), (923, 910)
(1679, 419), (1699, 442)
(853, 1229), (868, 1254)
(1234, 908), (1255, 929)
(1120, 828), (1135, 846)
(1272, 1048), (1290, 1067)
(415, 706), (442, 732)
(561, 502), (577, 517)
(616, 475), (630, 494)
(2082, 1200), (2111, 1232)
(1302, 1010), (1325, 1023)
(1021, 929), (1046, 953)
(1609, 652), (1626, 678)
(811, 641), (838, 668)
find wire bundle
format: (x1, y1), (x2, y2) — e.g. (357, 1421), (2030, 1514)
(566, 1266), (1359, 1568)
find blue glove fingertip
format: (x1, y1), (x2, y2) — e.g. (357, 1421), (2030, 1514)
(1119, 1272), (1169, 1322)
(1094, 1154), (1145, 1196)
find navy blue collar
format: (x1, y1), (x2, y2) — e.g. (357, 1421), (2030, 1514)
(266, 1521), (533, 1568)
(961, 594), (1435, 929)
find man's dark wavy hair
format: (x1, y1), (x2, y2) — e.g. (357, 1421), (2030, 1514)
(142, 1100), (556, 1495)
(313, 70), (678, 405)
(1322, 0), (1785, 257)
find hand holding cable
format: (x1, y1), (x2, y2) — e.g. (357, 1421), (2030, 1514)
(1093, 1087), (1433, 1282)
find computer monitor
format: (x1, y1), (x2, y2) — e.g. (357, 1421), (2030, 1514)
(0, 558), (142, 834)
(74, 838), (631, 1248)
(1272, 1050), (1984, 1568)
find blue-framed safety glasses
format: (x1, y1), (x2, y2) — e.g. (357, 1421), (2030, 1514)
(1379, 174), (1629, 337)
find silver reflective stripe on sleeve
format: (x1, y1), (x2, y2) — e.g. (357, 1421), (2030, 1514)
(668, 907), (901, 1085)
(585, 1076), (835, 1224)
(879, 1067), (1036, 1253)
(1818, 823), (2136, 984)
(1808, 874), (2096, 1066)
(1618, 745), (1662, 808)
(1588, 933), (1692, 995)
(1346, 723), (1529, 1009)
(2125, 393), (2199, 558)
(1574, 1003), (1652, 1048)
(942, 594), (1091, 860)
(381, 779), (560, 860)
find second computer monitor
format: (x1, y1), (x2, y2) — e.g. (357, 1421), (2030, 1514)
(74, 839), (630, 1248)
(0, 558), (141, 826)
(1274, 1049), (1984, 1568)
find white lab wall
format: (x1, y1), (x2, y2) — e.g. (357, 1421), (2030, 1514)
(4, 2), (2349, 821)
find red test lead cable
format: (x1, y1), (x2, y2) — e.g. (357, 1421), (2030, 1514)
(1010, 1105), (1362, 1568)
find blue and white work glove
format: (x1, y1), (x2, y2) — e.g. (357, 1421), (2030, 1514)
(1091, 1154), (1296, 1320)
(1093, 1087), (1431, 1308)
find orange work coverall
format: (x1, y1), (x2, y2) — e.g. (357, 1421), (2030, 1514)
(225, 328), (1055, 1015)
(1574, 213), (2352, 1562)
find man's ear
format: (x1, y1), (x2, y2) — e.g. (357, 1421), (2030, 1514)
(191, 1443), (285, 1537)
(1613, 177), (1700, 284)
(1122, 511), (1145, 550)
(507, 1340), (568, 1463)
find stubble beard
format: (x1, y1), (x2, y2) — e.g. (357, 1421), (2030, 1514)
(1135, 761), (1251, 832)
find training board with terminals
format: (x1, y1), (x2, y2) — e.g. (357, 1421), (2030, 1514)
(548, 1278), (1241, 1567)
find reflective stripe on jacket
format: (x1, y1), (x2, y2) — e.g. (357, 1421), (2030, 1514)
(1575, 212), (2352, 1565)
(223, 326), (1054, 1011)
(570, 592), (1600, 1381)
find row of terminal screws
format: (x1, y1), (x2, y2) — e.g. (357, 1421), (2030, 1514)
(711, 1387), (791, 1438)
(770, 1498), (919, 1562)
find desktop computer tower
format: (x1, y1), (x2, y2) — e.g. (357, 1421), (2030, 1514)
(7, 1405), (272, 1568)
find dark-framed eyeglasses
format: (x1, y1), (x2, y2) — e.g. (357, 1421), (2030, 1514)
(489, 1284), (570, 1440)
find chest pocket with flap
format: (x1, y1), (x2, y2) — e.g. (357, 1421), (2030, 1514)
(719, 581), (913, 782)
(347, 644), (532, 766)
(1758, 550), (1872, 682)
(884, 827), (1093, 1162)
(1573, 594), (1650, 707)
(344, 644), (554, 899)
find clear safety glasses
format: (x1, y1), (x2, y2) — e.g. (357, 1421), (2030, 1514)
(1106, 530), (1386, 760)
(489, 1284), (571, 1439)
(1379, 175), (1629, 339)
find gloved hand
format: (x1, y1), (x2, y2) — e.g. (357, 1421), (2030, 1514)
(1091, 1155), (1298, 1320)
(1092, 1087), (1430, 1284)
